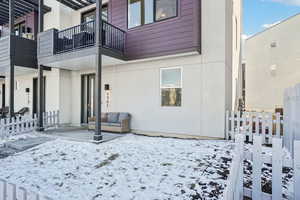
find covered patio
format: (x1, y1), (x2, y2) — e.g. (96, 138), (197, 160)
(43, 126), (125, 143)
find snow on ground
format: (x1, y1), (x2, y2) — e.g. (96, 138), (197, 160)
(243, 144), (294, 199)
(0, 134), (235, 200)
(0, 133), (40, 147)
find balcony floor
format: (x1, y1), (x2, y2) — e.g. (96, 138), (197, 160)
(39, 46), (126, 70)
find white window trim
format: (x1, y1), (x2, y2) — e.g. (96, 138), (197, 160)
(160, 67), (183, 107)
(160, 67), (183, 89)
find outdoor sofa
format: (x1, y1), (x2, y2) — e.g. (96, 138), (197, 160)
(88, 112), (131, 133)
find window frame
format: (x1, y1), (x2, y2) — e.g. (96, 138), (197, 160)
(160, 67), (183, 107)
(154, 0), (178, 23)
(127, 0), (178, 29)
(80, 4), (108, 24)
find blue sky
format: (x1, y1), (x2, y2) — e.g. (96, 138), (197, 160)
(244, 0), (300, 37)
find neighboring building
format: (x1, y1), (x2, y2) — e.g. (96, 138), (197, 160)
(0, 0), (241, 138)
(245, 14), (300, 112)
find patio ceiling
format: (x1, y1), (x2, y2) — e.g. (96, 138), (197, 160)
(0, 0), (51, 25)
(55, 0), (95, 10)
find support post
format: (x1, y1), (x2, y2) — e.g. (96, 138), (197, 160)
(37, 0), (44, 131)
(94, 0), (103, 141)
(9, 0), (15, 35)
(8, 0), (15, 117)
(9, 61), (14, 117)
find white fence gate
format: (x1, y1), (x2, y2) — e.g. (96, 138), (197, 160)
(226, 111), (283, 144)
(0, 111), (59, 140)
(225, 134), (300, 200)
(0, 179), (52, 200)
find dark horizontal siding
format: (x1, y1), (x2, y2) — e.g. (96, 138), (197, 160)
(12, 36), (37, 68)
(0, 36), (37, 69)
(110, 0), (201, 60)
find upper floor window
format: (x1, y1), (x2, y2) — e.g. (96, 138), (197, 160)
(128, 0), (177, 29)
(81, 5), (108, 24)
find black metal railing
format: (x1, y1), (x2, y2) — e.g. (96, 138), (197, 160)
(55, 20), (125, 54)
(102, 21), (125, 53)
(56, 20), (96, 53)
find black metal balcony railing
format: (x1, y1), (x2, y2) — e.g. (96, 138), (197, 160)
(55, 20), (125, 54)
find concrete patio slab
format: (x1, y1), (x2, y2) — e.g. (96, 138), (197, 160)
(44, 127), (125, 143)
(5, 137), (54, 151)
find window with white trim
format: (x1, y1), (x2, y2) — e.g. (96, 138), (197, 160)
(160, 67), (182, 107)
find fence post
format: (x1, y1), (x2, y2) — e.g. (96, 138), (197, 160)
(226, 111), (229, 140)
(272, 137), (282, 200)
(294, 140), (300, 200)
(237, 111), (241, 135)
(231, 111), (235, 140)
(0, 179), (7, 200)
(234, 134), (244, 200)
(275, 112), (280, 138)
(295, 84), (300, 141)
(283, 88), (292, 155)
(56, 111), (60, 128)
(8, 183), (17, 200)
(268, 113), (273, 144)
(253, 135), (262, 200)
(249, 113), (253, 142)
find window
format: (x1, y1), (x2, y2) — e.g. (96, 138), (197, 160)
(81, 5), (108, 23)
(128, 0), (143, 28)
(160, 67), (182, 107)
(14, 22), (26, 37)
(128, 0), (177, 29)
(155, 0), (177, 21)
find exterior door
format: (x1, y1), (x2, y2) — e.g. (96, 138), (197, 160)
(81, 74), (95, 124)
(32, 77), (46, 115)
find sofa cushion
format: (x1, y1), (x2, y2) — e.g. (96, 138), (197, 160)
(101, 113), (108, 122)
(118, 113), (130, 123)
(107, 113), (119, 123)
(102, 122), (121, 127)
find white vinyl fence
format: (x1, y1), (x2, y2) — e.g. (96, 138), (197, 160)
(225, 134), (300, 200)
(0, 111), (59, 140)
(283, 83), (300, 156)
(226, 111), (283, 144)
(43, 111), (60, 128)
(0, 179), (52, 200)
(0, 115), (37, 139)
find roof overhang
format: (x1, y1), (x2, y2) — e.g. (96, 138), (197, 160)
(55, 0), (95, 10)
(0, 0), (51, 25)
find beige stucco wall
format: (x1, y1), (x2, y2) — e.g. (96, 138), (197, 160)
(3, 69), (60, 115)
(57, 54), (225, 138)
(245, 14), (300, 112)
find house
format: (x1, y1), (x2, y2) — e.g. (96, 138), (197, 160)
(0, 0), (241, 139)
(245, 14), (300, 113)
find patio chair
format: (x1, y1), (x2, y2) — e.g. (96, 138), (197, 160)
(14, 107), (29, 116)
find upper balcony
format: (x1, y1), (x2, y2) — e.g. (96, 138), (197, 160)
(0, 0), (50, 75)
(0, 27), (37, 74)
(38, 20), (126, 67)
